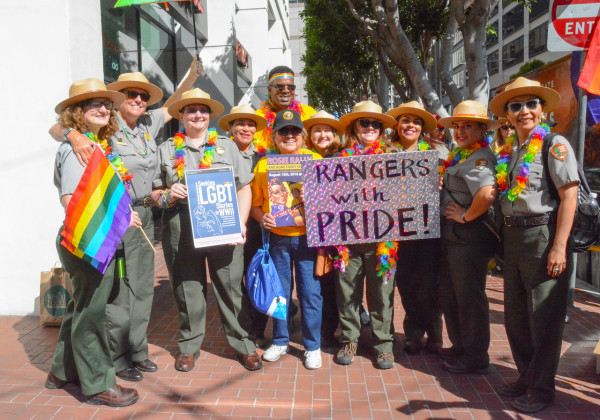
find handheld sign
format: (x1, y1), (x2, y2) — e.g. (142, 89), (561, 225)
(267, 154), (314, 227)
(302, 151), (440, 247)
(185, 168), (243, 247)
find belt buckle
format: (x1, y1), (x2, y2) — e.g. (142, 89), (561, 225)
(504, 216), (513, 228)
(143, 196), (151, 208)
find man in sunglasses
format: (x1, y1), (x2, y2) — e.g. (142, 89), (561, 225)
(47, 56), (204, 383)
(255, 66), (316, 154)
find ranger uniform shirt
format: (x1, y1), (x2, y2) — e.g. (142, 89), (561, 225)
(111, 110), (164, 201)
(500, 133), (579, 216)
(54, 143), (86, 199)
(441, 146), (497, 210)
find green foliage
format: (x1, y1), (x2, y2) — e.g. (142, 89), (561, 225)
(509, 59), (545, 79)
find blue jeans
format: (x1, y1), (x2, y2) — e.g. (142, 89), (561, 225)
(269, 233), (322, 351)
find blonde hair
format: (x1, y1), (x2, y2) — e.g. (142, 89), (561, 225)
(342, 119), (390, 150)
(270, 128), (308, 153)
(58, 102), (118, 140)
(305, 125), (342, 157)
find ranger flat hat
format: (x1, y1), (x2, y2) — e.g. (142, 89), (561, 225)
(167, 88), (225, 120)
(339, 100), (396, 130)
(489, 76), (560, 117)
(438, 100), (500, 130)
(302, 110), (344, 133)
(218, 104), (268, 131)
(386, 101), (437, 134)
(107, 72), (163, 106)
(55, 78), (125, 114)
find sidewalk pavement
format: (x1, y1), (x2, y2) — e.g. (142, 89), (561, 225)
(1, 240), (599, 419)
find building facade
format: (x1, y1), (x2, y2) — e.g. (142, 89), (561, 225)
(1, 0), (292, 315)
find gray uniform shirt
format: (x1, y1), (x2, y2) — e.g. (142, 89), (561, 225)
(500, 133), (579, 216)
(153, 134), (253, 204)
(111, 110), (164, 201)
(54, 143), (86, 199)
(237, 141), (261, 176)
(441, 146), (497, 210)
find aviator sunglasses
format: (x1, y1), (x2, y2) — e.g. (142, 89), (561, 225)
(122, 90), (151, 102)
(506, 98), (541, 114)
(277, 126), (303, 136)
(358, 118), (383, 130)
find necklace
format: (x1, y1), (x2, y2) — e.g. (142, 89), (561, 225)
(393, 139), (430, 151)
(173, 128), (219, 179)
(254, 97), (306, 158)
(85, 132), (133, 192)
(439, 136), (491, 175)
(113, 111), (149, 158)
(496, 123), (549, 201)
(334, 139), (398, 283)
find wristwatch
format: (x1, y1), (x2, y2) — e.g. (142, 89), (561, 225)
(62, 128), (75, 142)
(461, 211), (467, 223)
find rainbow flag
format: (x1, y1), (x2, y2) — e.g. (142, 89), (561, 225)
(578, 21), (600, 95)
(60, 147), (132, 274)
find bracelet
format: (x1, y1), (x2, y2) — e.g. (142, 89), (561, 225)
(461, 211), (467, 223)
(63, 127), (75, 142)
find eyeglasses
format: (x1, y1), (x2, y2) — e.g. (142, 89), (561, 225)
(506, 98), (541, 114)
(184, 106), (211, 115)
(500, 124), (515, 131)
(358, 119), (383, 130)
(84, 100), (113, 111)
(271, 84), (296, 92)
(122, 90), (151, 102)
(277, 126), (302, 136)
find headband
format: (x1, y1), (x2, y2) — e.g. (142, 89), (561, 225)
(269, 73), (294, 84)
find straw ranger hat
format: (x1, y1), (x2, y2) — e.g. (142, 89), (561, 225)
(489, 76), (560, 117)
(107, 72), (163, 106)
(55, 78), (125, 114)
(386, 101), (437, 134)
(218, 104), (268, 131)
(303, 110), (344, 133)
(167, 88), (225, 120)
(339, 100), (396, 130)
(438, 100), (500, 130)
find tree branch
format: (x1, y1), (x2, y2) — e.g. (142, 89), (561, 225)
(439, 13), (463, 105)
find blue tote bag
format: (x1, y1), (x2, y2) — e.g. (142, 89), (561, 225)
(246, 228), (287, 320)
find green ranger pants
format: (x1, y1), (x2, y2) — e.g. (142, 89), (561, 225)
(171, 210), (256, 356)
(395, 238), (443, 344)
(336, 243), (395, 354)
(440, 221), (495, 368)
(51, 233), (116, 396)
(503, 224), (570, 403)
(106, 205), (155, 371)
(161, 207), (181, 282)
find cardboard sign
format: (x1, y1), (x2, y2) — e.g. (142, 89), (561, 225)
(302, 151), (440, 247)
(185, 168), (243, 247)
(267, 154), (314, 227)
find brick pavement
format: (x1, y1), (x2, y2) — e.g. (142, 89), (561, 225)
(1, 240), (599, 419)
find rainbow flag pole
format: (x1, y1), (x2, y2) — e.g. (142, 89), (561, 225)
(61, 147), (132, 274)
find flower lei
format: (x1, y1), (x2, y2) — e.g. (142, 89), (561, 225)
(439, 136), (492, 176)
(393, 139), (430, 151)
(334, 139), (398, 283)
(496, 123), (549, 201)
(85, 132), (133, 192)
(254, 97), (306, 157)
(173, 128), (219, 179)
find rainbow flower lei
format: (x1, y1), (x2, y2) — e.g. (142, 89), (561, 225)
(334, 139), (398, 283)
(85, 132), (133, 192)
(173, 128), (219, 179)
(393, 139), (430, 151)
(439, 136), (492, 176)
(254, 97), (306, 157)
(496, 123), (549, 201)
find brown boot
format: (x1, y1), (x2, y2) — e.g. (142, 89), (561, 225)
(87, 385), (139, 407)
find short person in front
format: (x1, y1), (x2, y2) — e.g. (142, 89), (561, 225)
(437, 101), (499, 375)
(250, 110), (323, 370)
(151, 88), (261, 372)
(48, 78), (139, 407)
(489, 77), (579, 414)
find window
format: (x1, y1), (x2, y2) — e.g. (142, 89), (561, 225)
(455, 30), (463, 44)
(529, 22), (548, 57)
(486, 21), (498, 49)
(452, 46), (465, 68)
(529, 0), (549, 22)
(503, 4), (524, 38)
(491, 4), (498, 17)
(488, 50), (499, 75)
(503, 35), (524, 69)
(452, 69), (466, 88)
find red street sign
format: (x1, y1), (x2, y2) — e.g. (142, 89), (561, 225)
(551, 0), (600, 49)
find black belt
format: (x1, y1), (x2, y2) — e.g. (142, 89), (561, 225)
(504, 212), (557, 228)
(131, 196), (152, 208)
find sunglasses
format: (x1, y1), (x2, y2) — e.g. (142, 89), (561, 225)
(500, 124), (514, 131)
(271, 84), (296, 92)
(358, 119), (383, 130)
(84, 100), (113, 111)
(506, 98), (541, 114)
(184, 105), (211, 115)
(277, 126), (303, 136)
(122, 90), (151, 102)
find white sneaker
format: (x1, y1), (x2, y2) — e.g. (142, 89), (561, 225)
(304, 349), (322, 370)
(262, 344), (288, 362)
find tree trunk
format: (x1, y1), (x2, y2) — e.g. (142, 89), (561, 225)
(439, 14), (464, 106)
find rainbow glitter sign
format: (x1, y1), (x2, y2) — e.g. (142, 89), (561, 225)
(302, 151), (440, 247)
